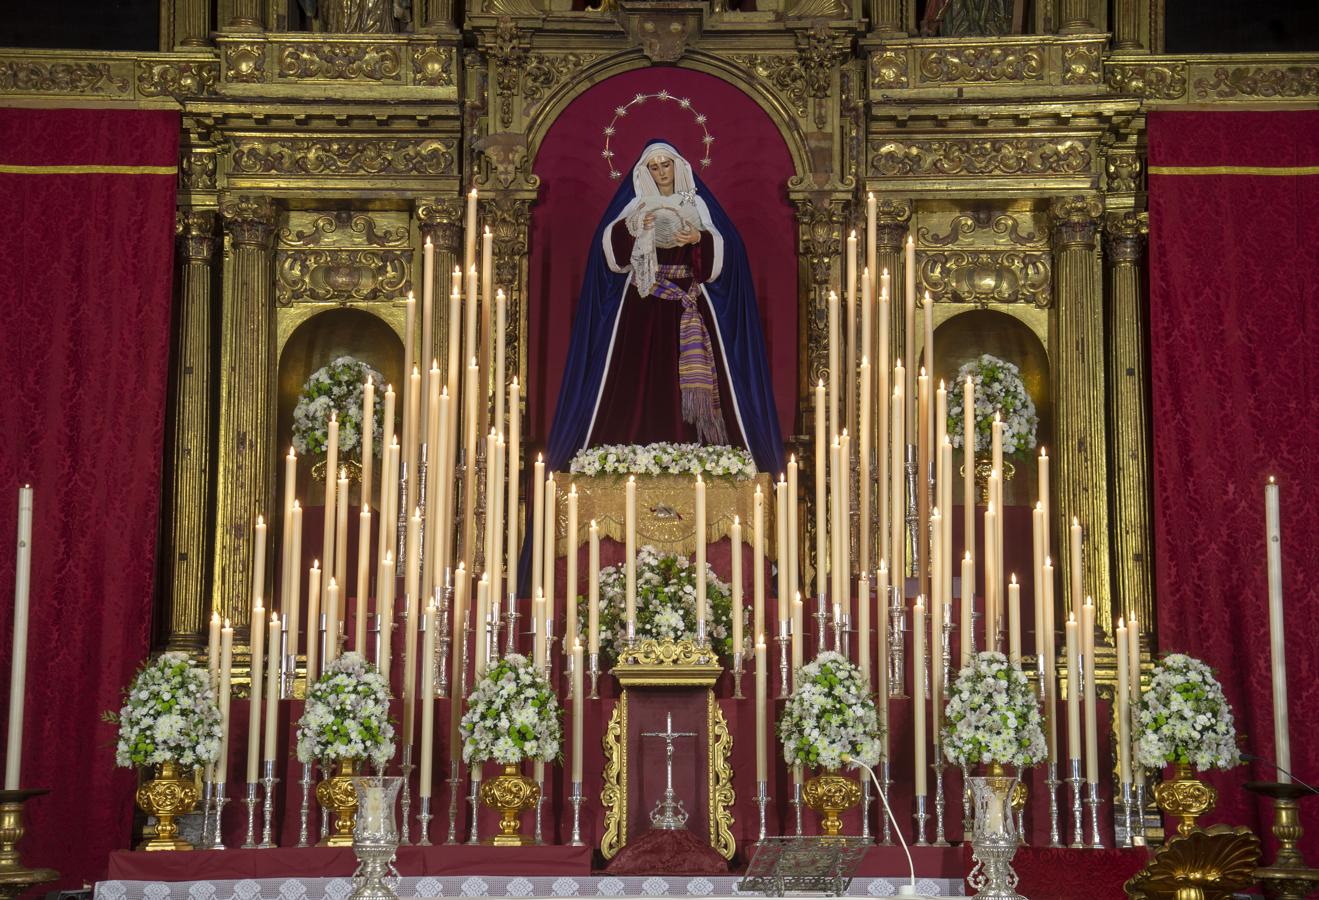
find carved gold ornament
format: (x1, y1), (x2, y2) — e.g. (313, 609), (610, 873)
(0, 60), (129, 96)
(870, 138), (1093, 178)
(708, 692), (736, 860)
(134, 761), (199, 851)
(803, 770), (862, 836)
(315, 758), (360, 846)
(601, 700), (627, 859)
(614, 638), (722, 688)
(918, 44), (1045, 83)
(1193, 66), (1319, 100)
(1124, 825), (1260, 900)
(1153, 762), (1218, 838)
(480, 764), (541, 846)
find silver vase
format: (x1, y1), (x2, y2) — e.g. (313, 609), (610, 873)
(349, 775), (404, 900)
(966, 771), (1025, 900)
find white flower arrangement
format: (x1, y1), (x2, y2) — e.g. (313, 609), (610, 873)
(946, 354), (1038, 456)
(942, 651), (1047, 768)
(291, 355), (386, 460)
(568, 442), (757, 479)
(460, 654), (563, 766)
(296, 652), (395, 767)
(107, 651), (222, 770)
(580, 545), (736, 660)
(778, 652), (883, 770)
(1134, 653), (1240, 771)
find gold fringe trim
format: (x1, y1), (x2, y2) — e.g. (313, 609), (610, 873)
(1149, 164), (1319, 176)
(0, 163), (178, 175)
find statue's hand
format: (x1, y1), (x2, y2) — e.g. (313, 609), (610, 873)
(643, 212), (656, 230)
(676, 225), (700, 245)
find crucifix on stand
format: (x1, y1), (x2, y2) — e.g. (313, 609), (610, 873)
(642, 712), (697, 830)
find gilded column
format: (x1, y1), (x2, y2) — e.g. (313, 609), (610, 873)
(214, 195), (278, 629)
(165, 211), (218, 650)
(1049, 195), (1111, 633)
(1113, 0), (1142, 50)
(1058, 0), (1095, 33)
(415, 198), (464, 377)
(871, 0), (906, 35)
(1104, 211), (1152, 630)
(871, 198), (912, 369)
(227, 0), (263, 30)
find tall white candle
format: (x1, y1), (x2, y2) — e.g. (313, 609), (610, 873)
(474, 573), (489, 677)
(1265, 477), (1291, 782)
(1043, 556), (1058, 765)
(962, 376), (975, 572)
(1070, 517), (1084, 621)
(960, 551), (974, 667)
(890, 376), (905, 598)
(565, 485), (579, 649)
(355, 505), (372, 653)
(755, 486), (767, 644)
(731, 516), (743, 654)
(815, 380), (828, 610)
(419, 599), (437, 798)
(531, 457), (546, 606)
(322, 413), (339, 599)
(378, 551), (395, 680)
(217, 621), (234, 783)
(572, 639), (584, 782)
(755, 638), (768, 783)
(288, 501), (303, 666)
(465, 188), (478, 274)
(543, 476), (556, 643)
(1128, 616), (1143, 786)
(325, 577), (341, 666)
(361, 376), (375, 511)
(859, 356), (872, 577)
(1008, 575), (1021, 664)
(264, 611), (280, 763)
(876, 564), (889, 756)
(828, 289), (840, 439)
(1116, 619), (1131, 785)
(246, 599), (266, 785)
(305, 561), (321, 685)
(4, 486), (33, 789)
(401, 509), (421, 749)
(858, 572), (871, 684)
(506, 378), (521, 601)
(1082, 597), (1099, 785)
(904, 237), (916, 430)
(495, 290), (507, 435)
(419, 241), (434, 442)
(281, 449), (296, 627)
(913, 597), (927, 796)
(625, 477), (637, 637)
(695, 474), (707, 637)
(771, 481), (784, 631)
(334, 469), (349, 606)
(1065, 612), (1081, 761)
(588, 521), (601, 656)
(787, 455), (799, 607)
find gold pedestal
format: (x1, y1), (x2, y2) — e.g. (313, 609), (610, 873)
(1154, 762), (1217, 837)
(0, 790), (59, 900)
(315, 758), (360, 847)
(803, 771), (861, 837)
(1245, 781), (1319, 900)
(480, 764), (540, 846)
(134, 762), (199, 851)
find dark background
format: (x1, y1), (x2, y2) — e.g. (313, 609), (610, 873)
(0, 0), (1316, 52)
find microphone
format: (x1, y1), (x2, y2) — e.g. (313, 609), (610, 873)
(1239, 753), (1319, 795)
(842, 753), (918, 897)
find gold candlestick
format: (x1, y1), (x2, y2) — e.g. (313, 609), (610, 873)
(0, 790), (58, 900)
(1245, 781), (1319, 900)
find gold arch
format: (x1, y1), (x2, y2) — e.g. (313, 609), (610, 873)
(523, 50), (815, 189)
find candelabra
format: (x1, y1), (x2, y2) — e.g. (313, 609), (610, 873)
(1132, 780), (1147, 846)
(570, 781), (585, 846)
(1046, 762), (1062, 847)
(534, 790), (546, 844)
(399, 748), (414, 844)
(731, 650), (745, 700)
(396, 461), (409, 572)
(297, 762), (313, 847)
(913, 794), (929, 846)
(861, 777), (873, 841)
(1118, 781), (1134, 848)
(1068, 758), (1084, 848)
(888, 587), (907, 698)
(437, 583), (452, 698)
(879, 759), (893, 845)
(933, 756), (949, 846)
(209, 782), (228, 850)
(814, 601), (829, 656)
(446, 760), (461, 845)
(775, 629), (790, 697)
(416, 796), (433, 846)
(242, 782), (258, 848)
(941, 611), (953, 695)
(832, 614), (844, 658)
(588, 650), (600, 699)
(961, 764), (972, 835)
(1086, 782), (1104, 848)
(505, 594), (520, 656)
(756, 781), (769, 842)
(792, 781), (803, 836)
(468, 779), (481, 843)
(259, 760), (277, 848)
(1245, 780), (1319, 900)
(199, 778), (213, 846)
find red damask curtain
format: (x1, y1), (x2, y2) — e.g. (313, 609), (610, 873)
(0, 108), (179, 885)
(1149, 110), (1319, 858)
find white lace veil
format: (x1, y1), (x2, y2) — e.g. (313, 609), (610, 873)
(616, 144), (708, 295)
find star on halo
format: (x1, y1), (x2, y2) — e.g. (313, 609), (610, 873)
(615, 106), (628, 117)
(604, 125), (615, 136)
(679, 97), (691, 108)
(695, 114), (707, 124)
(656, 89), (670, 100)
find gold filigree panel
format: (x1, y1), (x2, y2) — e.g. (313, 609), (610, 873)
(276, 211), (412, 306)
(916, 209), (1051, 308)
(919, 43), (1046, 83)
(216, 35), (457, 95)
(137, 60), (219, 98)
(228, 136), (457, 178)
(0, 56), (131, 97)
(708, 692), (735, 861)
(275, 41), (404, 82)
(600, 700), (626, 860)
(1105, 61), (1188, 99)
(869, 137), (1094, 179)
(866, 36), (1104, 95)
(1193, 64), (1319, 99)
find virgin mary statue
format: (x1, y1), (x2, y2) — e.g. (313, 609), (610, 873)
(545, 140), (784, 475)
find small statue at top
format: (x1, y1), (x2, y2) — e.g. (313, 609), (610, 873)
(300, 0), (412, 32)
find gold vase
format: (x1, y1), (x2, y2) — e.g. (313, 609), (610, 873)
(134, 761), (199, 851)
(803, 770), (861, 837)
(315, 758), (360, 847)
(965, 454), (1017, 504)
(479, 763), (540, 846)
(1154, 761), (1218, 837)
(311, 457), (362, 485)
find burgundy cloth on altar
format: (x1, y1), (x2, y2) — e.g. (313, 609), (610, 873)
(0, 108), (178, 887)
(606, 827), (729, 875)
(1149, 110), (1319, 860)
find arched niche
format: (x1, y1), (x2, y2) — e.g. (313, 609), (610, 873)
(930, 307), (1052, 508)
(524, 66), (800, 457)
(276, 307), (406, 504)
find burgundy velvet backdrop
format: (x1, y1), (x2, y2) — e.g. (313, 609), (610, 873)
(0, 109), (179, 885)
(1148, 110), (1319, 857)
(527, 67), (798, 451)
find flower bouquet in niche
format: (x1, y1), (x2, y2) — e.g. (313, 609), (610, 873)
(291, 355), (385, 481)
(1134, 653), (1239, 836)
(108, 651), (222, 850)
(946, 353), (1038, 499)
(461, 654), (563, 845)
(581, 545), (736, 660)
(296, 652), (395, 846)
(777, 651), (882, 835)
(942, 651), (1045, 898)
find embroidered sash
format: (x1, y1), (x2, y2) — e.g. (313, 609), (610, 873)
(651, 263), (727, 445)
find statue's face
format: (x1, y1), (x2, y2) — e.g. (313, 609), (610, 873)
(646, 155), (675, 192)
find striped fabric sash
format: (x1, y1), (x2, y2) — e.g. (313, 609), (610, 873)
(652, 263), (728, 445)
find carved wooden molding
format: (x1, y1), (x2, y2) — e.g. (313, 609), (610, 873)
(228, 137), (457, 177)
(870, 137), (1094, 178)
